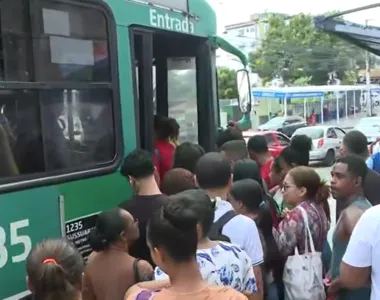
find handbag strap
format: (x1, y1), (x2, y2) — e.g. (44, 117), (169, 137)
(133, 258), (141, 283)
(298, 206), (316, 253)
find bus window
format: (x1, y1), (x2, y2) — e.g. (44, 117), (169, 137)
(0, 0), (32, 81)
(35, 1), (110, 82)
(41, 89), (115, 171)
(0, 0), (117, 183)
(0, 91), (44, 176)
(167, 58), (198, 144)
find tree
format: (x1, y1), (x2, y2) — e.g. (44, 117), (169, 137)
(249, 13), (367, 85)
(217, 67), (238, 99)
(292, 76), (312, 86)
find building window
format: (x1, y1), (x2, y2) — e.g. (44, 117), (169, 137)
(0, 0), (118, 183)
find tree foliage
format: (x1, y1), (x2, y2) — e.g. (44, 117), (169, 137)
(217, 67), (238, 99)
(249, 13), (370, 85)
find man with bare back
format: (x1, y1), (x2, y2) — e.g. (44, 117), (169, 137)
(327, 156), (372, 300)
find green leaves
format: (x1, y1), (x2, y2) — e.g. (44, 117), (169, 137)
(217, 67), (238, 99)
(249, 13), (367, 86)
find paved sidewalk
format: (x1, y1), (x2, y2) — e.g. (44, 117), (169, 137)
(322, 114), (363, 129)
(322, 108), (380, 129)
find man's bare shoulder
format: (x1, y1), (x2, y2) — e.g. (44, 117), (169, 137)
(339, 204), (368, 238)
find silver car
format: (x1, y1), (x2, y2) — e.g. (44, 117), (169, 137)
(292, 126), (346, 166)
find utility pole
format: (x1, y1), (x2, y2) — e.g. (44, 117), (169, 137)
(365, 19), (372, 116)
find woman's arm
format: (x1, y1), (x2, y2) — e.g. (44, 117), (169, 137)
(274, 209), (299, 257)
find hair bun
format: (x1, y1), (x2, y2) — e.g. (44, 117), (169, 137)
(88, 229), (110, 251)
(163, 205), (198, 232)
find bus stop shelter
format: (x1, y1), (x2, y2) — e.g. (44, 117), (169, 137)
(251, 85), (366, 124)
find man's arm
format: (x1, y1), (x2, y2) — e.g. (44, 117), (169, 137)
(339, 206), (365, 241)
(252, 265), (263, 300)
(328, 206), (366, 295)
(340, 207), (374, 289)
(137, 260), (154, 281)
(340, 262), (371, 289)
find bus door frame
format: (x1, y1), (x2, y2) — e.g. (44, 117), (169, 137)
(130, 28), (154, 151)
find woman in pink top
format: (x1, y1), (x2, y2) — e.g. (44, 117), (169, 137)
(125, 193), (247, 300)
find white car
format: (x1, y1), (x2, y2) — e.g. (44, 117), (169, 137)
(292, 126), (346, 166)
(354, 117), (380, 144)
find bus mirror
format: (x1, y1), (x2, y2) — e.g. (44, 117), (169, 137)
(236, 69), (252, 113)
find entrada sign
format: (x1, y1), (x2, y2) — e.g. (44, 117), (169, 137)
(150, 9), (194, 34)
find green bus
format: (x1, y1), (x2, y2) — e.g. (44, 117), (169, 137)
(0, 0), (250, 298)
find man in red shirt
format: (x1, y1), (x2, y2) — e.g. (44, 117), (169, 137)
(247, 135), (282, 228)
(153, 116), (176, 181)
(247, 135), (274, 190)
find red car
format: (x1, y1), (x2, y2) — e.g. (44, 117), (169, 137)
(243, 130), (290, 157)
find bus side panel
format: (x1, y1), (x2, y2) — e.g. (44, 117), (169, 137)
(60, 173), (131, 221)
(59, 24), (137, 242)
(0, 187), (61, 299)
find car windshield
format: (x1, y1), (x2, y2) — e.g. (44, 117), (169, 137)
(357, 118), (380, 127)
(293, 127), (324, 139)
(265, 117), (285, 126)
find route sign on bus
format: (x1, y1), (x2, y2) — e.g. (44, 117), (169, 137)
(129, 0), (188, 12)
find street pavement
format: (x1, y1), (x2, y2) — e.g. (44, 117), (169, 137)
(323, 114), (363, 129)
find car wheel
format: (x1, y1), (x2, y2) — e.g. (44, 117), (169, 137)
(323, 149), (335, 167)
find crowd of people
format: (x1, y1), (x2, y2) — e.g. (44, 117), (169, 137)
(24, 118), (380, 300)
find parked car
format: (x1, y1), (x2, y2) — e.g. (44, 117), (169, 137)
(243, 130), (290, 157)
(258, 116), (307, 137)
(292, 126), (346, 166)
(354, 117), (380, 144)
